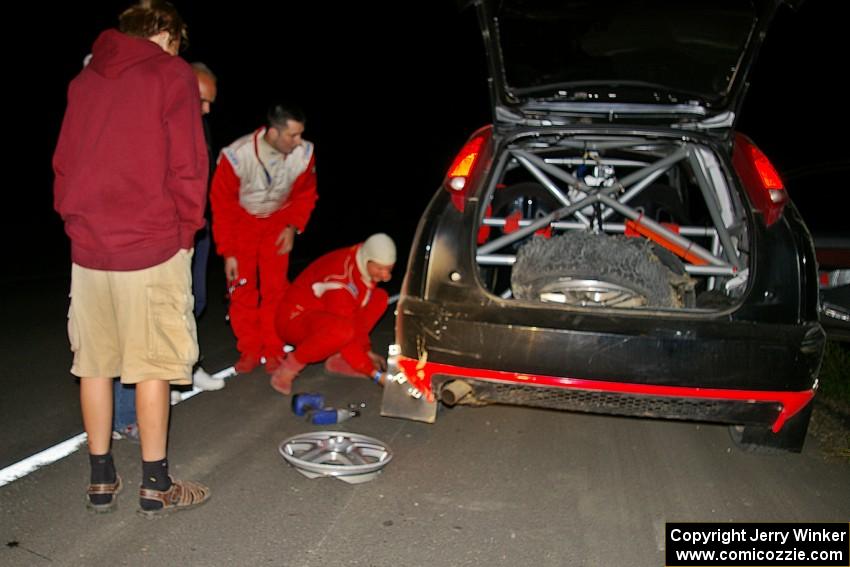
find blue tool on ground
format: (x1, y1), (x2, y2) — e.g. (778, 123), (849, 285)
(307, 408), (360, 425)
(292, 393), (325, 416)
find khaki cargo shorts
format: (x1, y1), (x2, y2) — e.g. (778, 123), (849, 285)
(67, 249), (197, 385)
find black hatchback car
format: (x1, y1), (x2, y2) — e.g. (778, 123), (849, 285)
(381, 0), (825, 452)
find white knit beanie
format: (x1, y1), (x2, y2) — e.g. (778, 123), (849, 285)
(356, 233), (396, 278)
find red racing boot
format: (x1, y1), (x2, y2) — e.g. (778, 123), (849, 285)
(234, 353), (261, 374)
(270, 354), (306, 395)
(265, 354), (286, 374)
(323, 353), (367, 378)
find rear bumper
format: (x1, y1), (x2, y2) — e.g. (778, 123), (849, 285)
(396, 296), (824, 392)
(395, 355), (815, 433)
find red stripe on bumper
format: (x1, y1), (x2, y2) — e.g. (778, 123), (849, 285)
(397, 356), (814, 433)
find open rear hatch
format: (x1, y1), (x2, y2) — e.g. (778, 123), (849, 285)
(470, 0), (793, 130)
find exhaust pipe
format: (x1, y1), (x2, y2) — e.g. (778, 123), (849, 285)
(440, 380), (473, 406)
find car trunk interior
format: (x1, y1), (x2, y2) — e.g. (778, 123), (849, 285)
(474, 130), (752, 311)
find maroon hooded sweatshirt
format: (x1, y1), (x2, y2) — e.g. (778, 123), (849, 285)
(53, 29), (208, 271)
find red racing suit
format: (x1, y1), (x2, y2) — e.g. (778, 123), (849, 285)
(211, 128), (317, 360)
(274, 243), (388, 376)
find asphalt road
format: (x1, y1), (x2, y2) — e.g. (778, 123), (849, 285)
(1, 267), (849, 567)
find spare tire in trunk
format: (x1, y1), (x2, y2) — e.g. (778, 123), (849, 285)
(511, 233), (692, 308)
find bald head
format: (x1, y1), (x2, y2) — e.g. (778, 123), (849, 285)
(191, 62), (217, 115)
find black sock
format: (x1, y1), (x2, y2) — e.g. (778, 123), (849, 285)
(89, 453), (116, 505)
(140, 458), (172, 510)
(142, 458), (171, 490)
(89, 453), (116, 484)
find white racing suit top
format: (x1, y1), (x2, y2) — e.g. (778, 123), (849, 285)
(219, 127), (314, 218)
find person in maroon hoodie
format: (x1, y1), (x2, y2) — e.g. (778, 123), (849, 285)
(53, 0), (210, 517)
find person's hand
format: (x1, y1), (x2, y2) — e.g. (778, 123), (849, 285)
(225, 256), (239, 282)
(368, 351), (388, 372)
(276, 225), (296, 255)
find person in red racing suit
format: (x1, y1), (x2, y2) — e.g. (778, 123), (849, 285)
(210, 103), (317, 375)
(271, 233), (396, 395)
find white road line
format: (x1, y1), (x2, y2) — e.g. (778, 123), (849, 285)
(0, 366), (237, 488)
(0, 300), (401, 488)
(0, 433), (88, 487)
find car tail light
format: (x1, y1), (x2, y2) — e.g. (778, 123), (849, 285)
(444, 126), (492, 211)
(732, 133), (788, 226)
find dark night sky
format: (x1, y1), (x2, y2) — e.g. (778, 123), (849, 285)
(8, 1), (848, 280)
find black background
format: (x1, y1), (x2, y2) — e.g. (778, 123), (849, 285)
(10, 1), (849, 281)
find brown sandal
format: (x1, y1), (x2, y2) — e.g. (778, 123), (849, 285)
(137, 478), (211, 518)
(86, 475), (123, 513)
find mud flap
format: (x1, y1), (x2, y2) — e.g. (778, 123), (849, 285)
(380, 376), (438, 423)
(380, 345), (438, 423)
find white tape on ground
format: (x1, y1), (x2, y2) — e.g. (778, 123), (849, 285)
(0, 365), (238, 488)
(0, 433), (88, 487)
(212, 366), (237, 380)
(1, 324), (394, 487)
